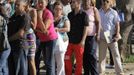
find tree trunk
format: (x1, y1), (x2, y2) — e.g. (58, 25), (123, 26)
(117, 0), (134, 61)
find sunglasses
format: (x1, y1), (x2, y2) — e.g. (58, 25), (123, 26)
(103, 0), (110, 3)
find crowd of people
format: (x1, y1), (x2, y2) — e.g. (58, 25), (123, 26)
(0, 0), (125, 75)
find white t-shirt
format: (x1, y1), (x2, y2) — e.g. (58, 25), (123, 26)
(63, 3), (72, 16)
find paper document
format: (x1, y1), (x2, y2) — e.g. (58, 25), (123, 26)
(104, 31), (122, 43)
(104, 31), (112, 43)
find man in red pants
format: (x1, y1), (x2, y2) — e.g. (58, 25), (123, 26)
(64, 0), (89, 75)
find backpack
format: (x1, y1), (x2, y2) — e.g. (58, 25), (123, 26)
(0, 13), (8, 52)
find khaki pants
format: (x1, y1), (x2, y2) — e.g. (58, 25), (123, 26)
(98, 39), (124, 75)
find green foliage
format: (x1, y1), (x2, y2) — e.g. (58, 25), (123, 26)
(124, 55), (134, 63)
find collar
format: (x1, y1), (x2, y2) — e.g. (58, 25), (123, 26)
(100, 7), (112, 13)
(72, 9), (83, 15)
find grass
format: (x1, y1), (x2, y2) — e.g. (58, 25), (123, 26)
(124, 55), (134, 63)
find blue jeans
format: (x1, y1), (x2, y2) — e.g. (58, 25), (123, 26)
(35, 38), (41, 75)
(9, 47), (28, 75)
(35, 46), (42, 75)
(38, 39), (56, 75)
(0, 48), (10, 75)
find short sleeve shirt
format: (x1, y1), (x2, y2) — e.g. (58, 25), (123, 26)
(68, 10), (89, 44)
(54, 15), (69, 39)
(8, 12), (31, 49)
(99, 8), (120, 34)
(36, 8), (57, 42)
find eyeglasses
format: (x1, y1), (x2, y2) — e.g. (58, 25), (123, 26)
(55, 8), (62, 11)
(103, 0), (109, 3)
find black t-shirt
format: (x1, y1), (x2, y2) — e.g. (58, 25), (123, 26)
(8, 12), (31, 49)
(67, 10), (89, 44)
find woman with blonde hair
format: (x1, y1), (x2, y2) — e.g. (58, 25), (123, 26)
(82, 0), (101, 75)
(91, 0), (96, 6)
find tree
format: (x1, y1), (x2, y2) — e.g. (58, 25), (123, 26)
(116, 0), (134, 61)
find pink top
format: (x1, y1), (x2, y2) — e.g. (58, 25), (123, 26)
(85, 7), (96, 36)
(36, 8), (57, 42)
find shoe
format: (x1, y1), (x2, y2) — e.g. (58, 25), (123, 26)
(106, 64), (114, 68)
(119, 73), (124, 75)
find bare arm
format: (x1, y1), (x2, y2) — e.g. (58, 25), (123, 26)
(112, 21), (120, 42)
(56, 20), (70, 33)
(115, 22), (120, 36)
(79, 26), (88, 47)
(30, 9), (37, 30)
(94, 7), (101, 42)
(37, 10), (48, 34)
(115, 22), (120, 35)
(94, 7), (101, 36)
(44, 19), (51, 30)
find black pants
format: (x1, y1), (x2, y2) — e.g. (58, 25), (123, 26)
(83, 36), (99, 75)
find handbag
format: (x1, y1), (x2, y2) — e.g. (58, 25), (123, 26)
(63, 33), (69, 42)
(54, 32), (68, 52)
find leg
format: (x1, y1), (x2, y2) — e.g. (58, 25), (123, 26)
(74, 44), (84, 75)
(0, 49), (10, 75)
(8, 51), (15, 75)
(13, 49), (22, 75)
(28, 57), (36, 75)
(35, 42), (43, 75)
(83, 51), (90, 75)
(65, 43), (73, 75)
(28, 46), (36, 75)
(19, 49), (28, 75)
(83, 36), (99, 75)
(42, 40), (56, 75)
(98, 39), (108, 75)
(12, 48), (28, 75)
(109, 48), (114, 66)
(109, 42), (124, 75)
(55, 52), (66, 75)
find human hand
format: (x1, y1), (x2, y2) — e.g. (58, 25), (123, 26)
(79, 40), (85, 48)
(112, 33), (120, 42)
(55, 27), (59, 32)
(95, 34), (100, 42)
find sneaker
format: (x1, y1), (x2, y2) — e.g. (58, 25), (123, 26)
(119, 73), (124, 75)
(106, 64), (114, 69)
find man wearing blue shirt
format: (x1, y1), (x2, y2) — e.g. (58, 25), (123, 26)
(98, 0), (124, 75)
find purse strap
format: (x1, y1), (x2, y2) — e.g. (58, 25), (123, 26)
(93, 7), (97, 23)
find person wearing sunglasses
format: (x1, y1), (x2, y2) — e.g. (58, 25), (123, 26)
(98, 0), (124, 75)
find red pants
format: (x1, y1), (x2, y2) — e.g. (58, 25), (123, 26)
(65, 43), (84, 75)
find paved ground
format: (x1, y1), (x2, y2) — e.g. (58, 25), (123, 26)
(105, 63), (134, 75)
(39, 62), (134, 75)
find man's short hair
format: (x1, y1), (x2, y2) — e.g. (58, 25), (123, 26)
(77, 0), (82, 3)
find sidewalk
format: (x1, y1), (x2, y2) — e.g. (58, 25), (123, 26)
(105, 63), (134, 75)
(40, 61), (134, 75)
